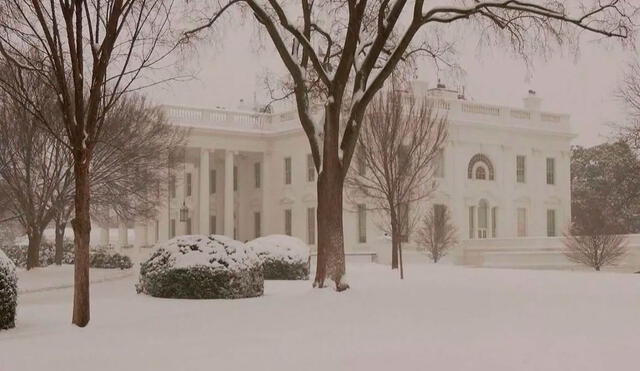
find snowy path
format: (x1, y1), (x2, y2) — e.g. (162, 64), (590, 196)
(17, 265), (134, 294)
(1, 264), (639, 371)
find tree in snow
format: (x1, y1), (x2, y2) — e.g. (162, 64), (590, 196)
(0, 0), (177, 326)
(346, 79), (447, 277)
(0, 69), (72, 269)
(183, 0), (637, 290)
(418, 204), (457, 264)
(570, 143), (640, 234)
(0, 65), (184, 267)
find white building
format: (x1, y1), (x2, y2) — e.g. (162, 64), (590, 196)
(105, 82), (573, 258)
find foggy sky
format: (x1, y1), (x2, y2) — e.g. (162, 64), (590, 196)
(148, 21), (632, 147)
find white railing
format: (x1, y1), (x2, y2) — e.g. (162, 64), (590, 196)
(162, 96), (571, 134)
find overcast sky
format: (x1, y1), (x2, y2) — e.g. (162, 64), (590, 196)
(148, 20), (633, 147)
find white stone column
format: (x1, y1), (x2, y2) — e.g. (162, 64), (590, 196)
(159, 155), (171, 242)
(147, 220), (157, 245)
(118, 221), (129, 248)
(199, 148), (211, 234)
(224, 150), (235, 237)
(98, 226), (110, 246)
(261, 152), (271, 236)
(134, 223), (148, 248)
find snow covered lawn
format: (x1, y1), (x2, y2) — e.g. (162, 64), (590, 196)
(1, 264), (639, 371)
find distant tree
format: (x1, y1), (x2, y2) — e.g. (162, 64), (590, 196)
(346, 82), (447, 278)
(0, 74), (71, 269)
(563, 232), (627, 271)
(185, 0), (637, 290)
(418, 205), (457, 263)
(571, 142), (640, 234)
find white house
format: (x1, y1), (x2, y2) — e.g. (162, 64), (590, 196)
(98, 81), (573, 259)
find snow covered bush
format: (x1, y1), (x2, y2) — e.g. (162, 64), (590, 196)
(90, 248), (133, 270)
(136, 235), (263, 299)
(0, 250), (17, 330)
(247, 235), (310, 280)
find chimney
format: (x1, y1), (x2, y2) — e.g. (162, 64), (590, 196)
(523, 89), (542, 111)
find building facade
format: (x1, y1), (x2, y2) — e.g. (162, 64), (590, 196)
(108, 82), (573, 252)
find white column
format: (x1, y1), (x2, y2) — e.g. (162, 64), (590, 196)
(261, 152), (271, 236)
(159, 155), (171, 242)
(118, 221), (129, 248)
(147, 220), (157, 245)
(224, 150), (235, 237)
(98, 226), (110, 246)
(134, 223), (148, 248)
(199, 148), (211, 234)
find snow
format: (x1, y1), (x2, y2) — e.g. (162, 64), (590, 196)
(16, 265), (133, 294)
(2, 265), (640, 370)
(247, 234), (310, 264)
(0, 249), (14, 272)
(145, 234), (260, 271)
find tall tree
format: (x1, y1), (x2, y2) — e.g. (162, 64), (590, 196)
(0, 1), (176, 326)
(346, 82), (447, 277)
(185, 0), (636, 290)
(571, 142), (640, 234)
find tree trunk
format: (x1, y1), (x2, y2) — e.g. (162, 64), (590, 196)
(390, 210), (399, 270)
(314, 168), (348, 290)
(72, 157), (91, 327)
(54, 220), (66, 265)
(398, 239), (404, 279)
(26, 229), (43, 270)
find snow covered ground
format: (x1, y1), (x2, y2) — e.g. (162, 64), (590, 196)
(1, 264), (639, 371)
(16, 265), (133, 294)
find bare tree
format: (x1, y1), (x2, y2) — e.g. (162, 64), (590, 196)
(0, 75), (72, 269)
(563, 232), (627, 271)
(0, 1), (176, 326)
(418, 205), (457, 264)
(184, 0), (636, 290)
(346, 82), (447, 278)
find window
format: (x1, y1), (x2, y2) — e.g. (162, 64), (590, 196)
(399, 203), (409, 243)
(478, 200), (488, 239)
(233, 165), (238, 191)
(254, 212), (261, 238)
(186, 173), (192, 197)
(170, 219), (176, 238)
(397, 145), (409, 169)
(254, 162), (261, 188)
(210, 215), (217, 234)
(307, 154), (315, 182)
(468, 154), (495, 180)
(491, 207), (497, 238)
(517, 208), (527, 237)
(210, 170), (216, 194)
(357, 204), (367, 243)
(547, 209), (556, 237)
(475, 166), (486, 180)
(433, 204), (446, 240)
(284, 157), (292, 185)
(516, 155), (526, 183)
(468, 206), (475, 239)
(186, 217), (192, 235)
(434, 149), (445, 178)
(307, 207), (316, 244)
(546, 158), (555, 185)
(169, 175), (176, 198)
(284, 209), (292, 236)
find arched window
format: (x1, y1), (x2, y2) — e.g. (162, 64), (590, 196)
(468, 154), (495, 180)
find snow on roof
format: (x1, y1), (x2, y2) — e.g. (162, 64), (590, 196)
(247, 235), (310, 264)
(148, 235), (260, 272)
